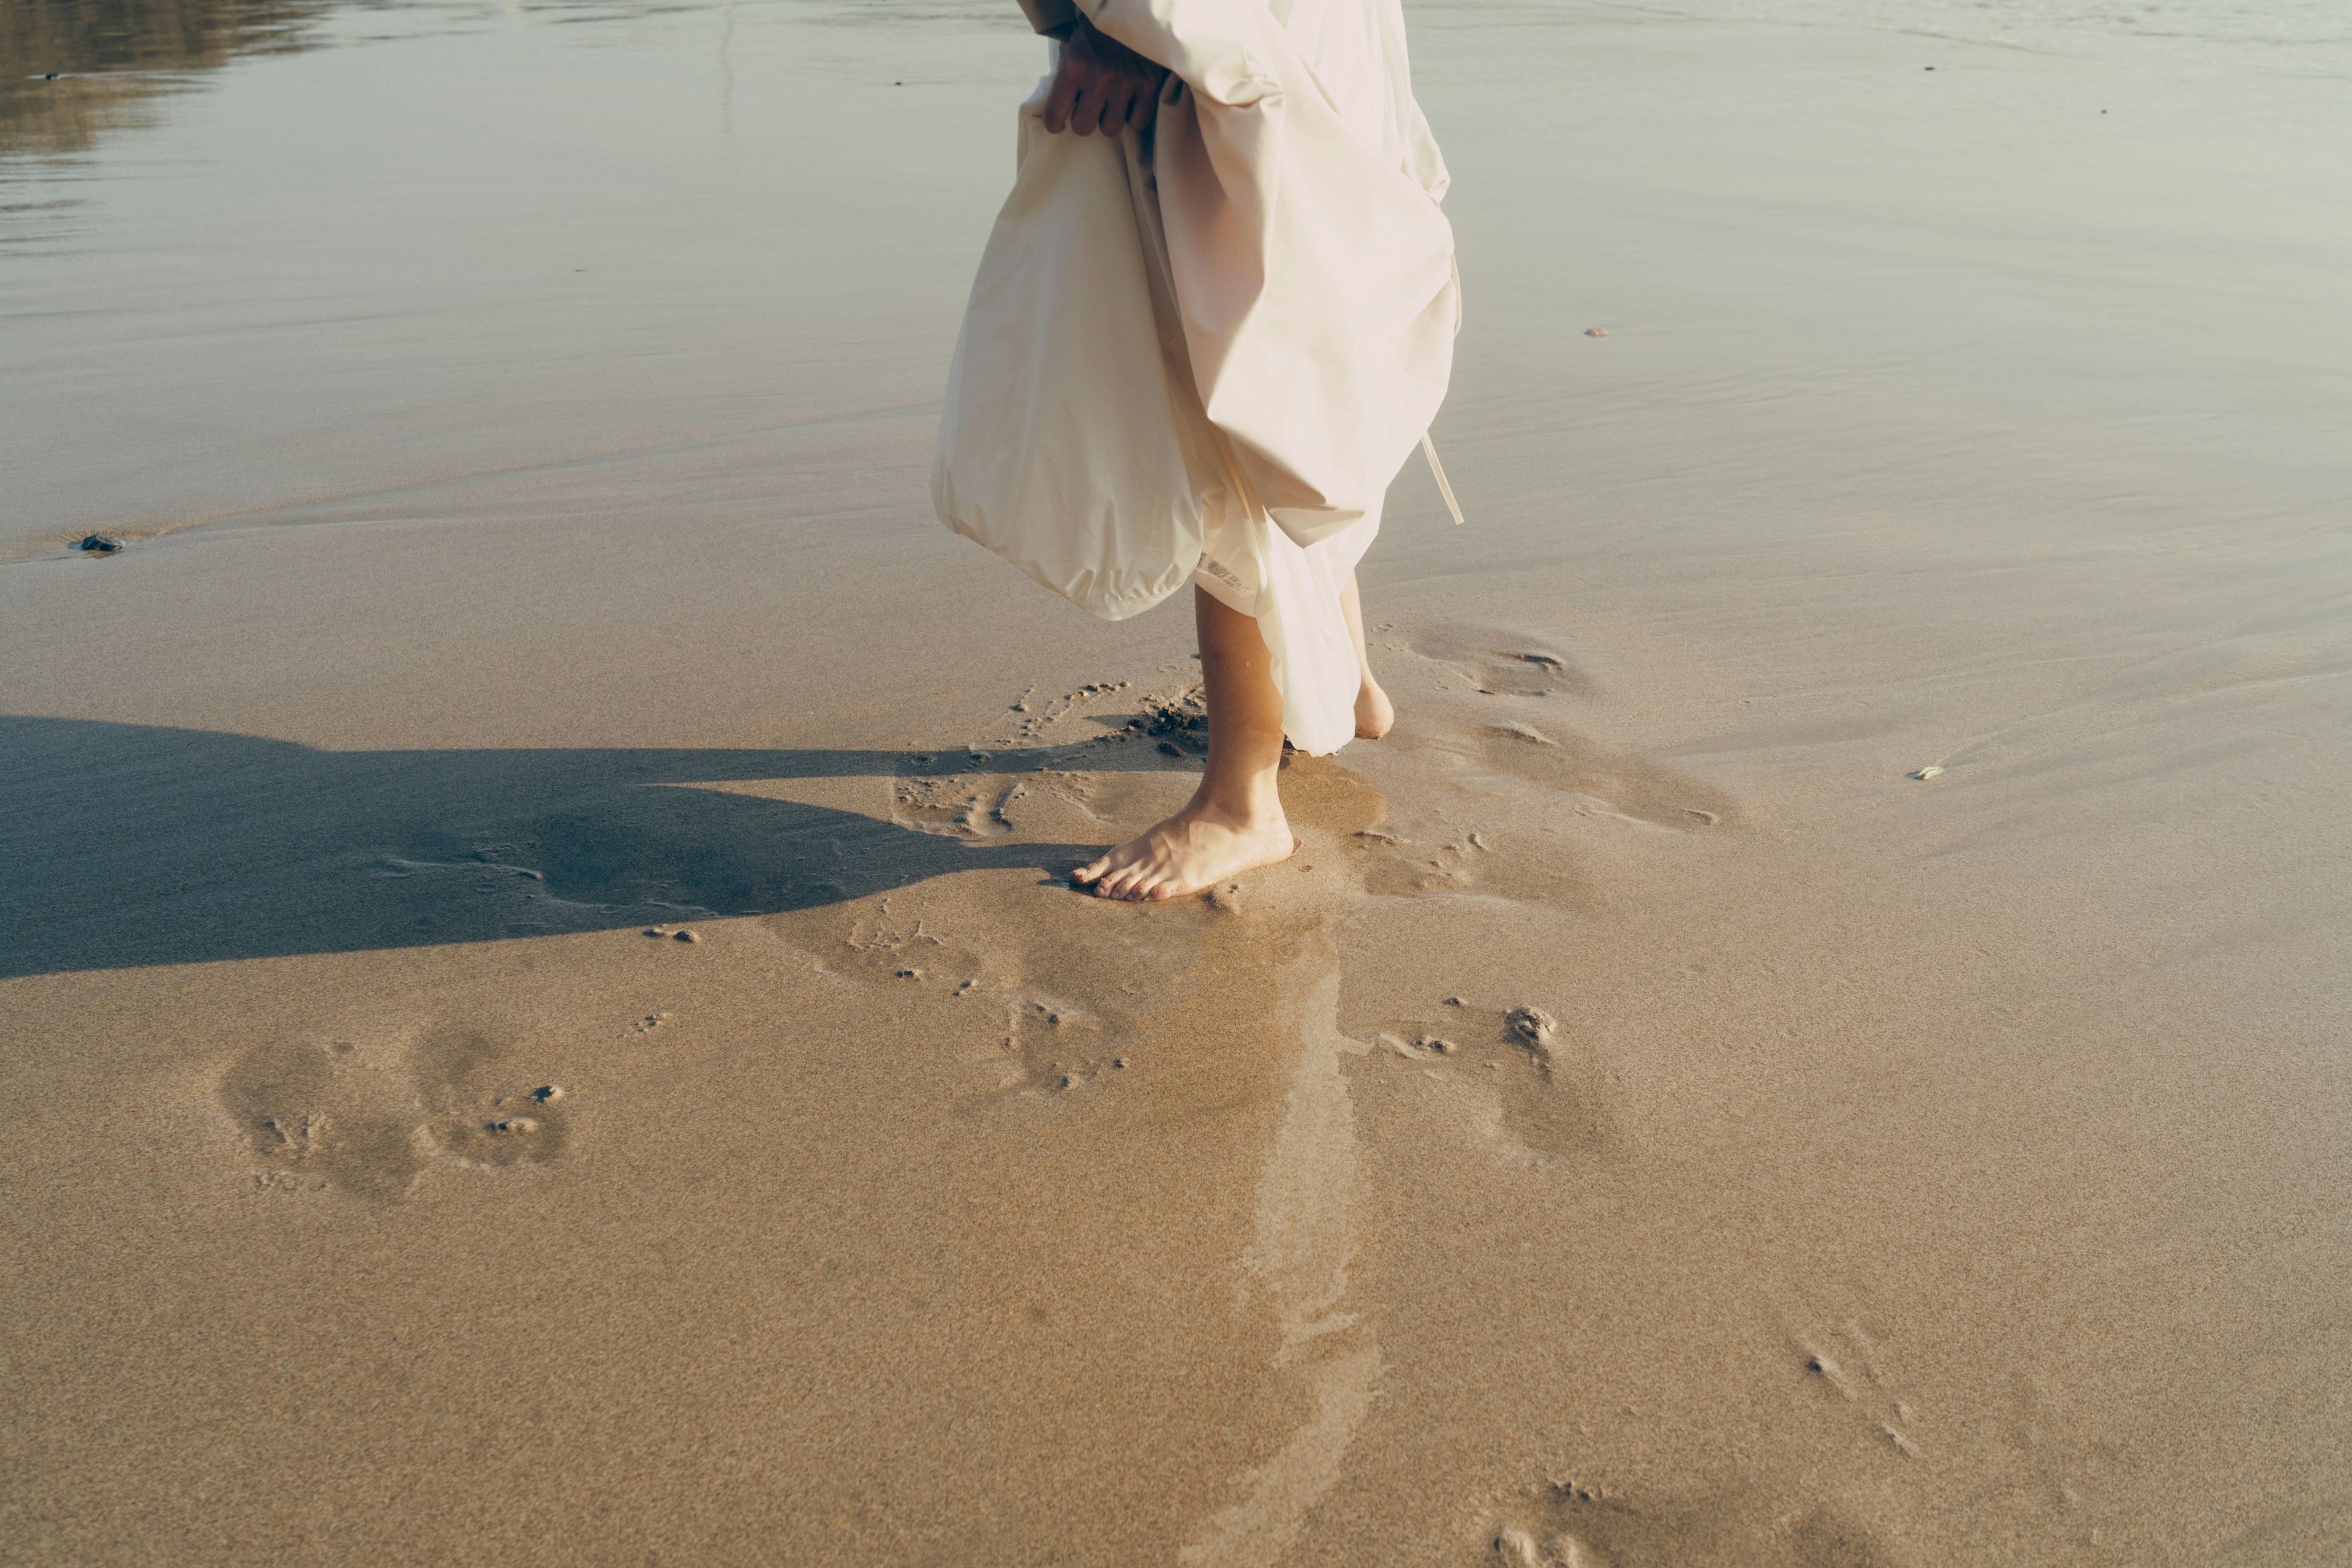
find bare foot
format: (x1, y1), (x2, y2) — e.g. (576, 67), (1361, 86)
(1071, 800), (1295, 902)
(1355, 676), (1395, 740)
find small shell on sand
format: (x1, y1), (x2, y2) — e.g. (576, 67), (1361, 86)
(531, 1085), (564, 1102)
(1912, 765), (1945, 780)
(489, 1117), (539, 1134)
(674, 929), (699, 943)
(1584, 327), (1608, 337)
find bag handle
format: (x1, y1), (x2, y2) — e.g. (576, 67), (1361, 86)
(1420, 433), (1464, 526)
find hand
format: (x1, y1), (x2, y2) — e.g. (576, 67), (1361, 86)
(1041, 15), (1169, 137)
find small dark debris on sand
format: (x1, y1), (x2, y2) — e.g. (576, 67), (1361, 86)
(673, 929), (699, 944)
(79, 534), (126, 553)
(1140, 684), (1210, 741)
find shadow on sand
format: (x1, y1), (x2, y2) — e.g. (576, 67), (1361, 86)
(0, 715), (1175, 979)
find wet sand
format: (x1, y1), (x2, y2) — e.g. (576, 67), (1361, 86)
(4, 0), (2350, 1562)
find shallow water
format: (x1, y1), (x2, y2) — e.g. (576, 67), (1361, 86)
(1, 0), (1044, 557)
(6, 0), (2346, 562)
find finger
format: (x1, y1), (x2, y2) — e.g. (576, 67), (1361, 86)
(1099, 87), (1133, 135)
(1161, 72), (1184, 106)
(1071, 88), (1102, 137)
(1127, 86), (1154, 132)
(1043, 67), (1079, 134)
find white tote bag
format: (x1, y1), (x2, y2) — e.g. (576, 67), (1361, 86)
(932, 88), (1223, 623)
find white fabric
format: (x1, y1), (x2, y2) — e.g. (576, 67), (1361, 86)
(933, 112), (1220, 619)
(932, 0), (1455, 755)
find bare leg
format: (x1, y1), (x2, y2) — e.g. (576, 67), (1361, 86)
(1071, 588), (1297, 902)
(1340, 571), (1394, 739)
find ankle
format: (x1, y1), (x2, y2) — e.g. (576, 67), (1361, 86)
(1189, 775), (1285, 831)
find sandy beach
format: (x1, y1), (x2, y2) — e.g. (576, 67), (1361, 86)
(4, 0), (2349, 1562)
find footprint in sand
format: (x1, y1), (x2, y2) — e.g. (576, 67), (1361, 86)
(1409, 631), (1597, 698)
(1339, 715), (1728, 911)
(1363, 1000), (1609, 1163)
(1350, 825), (1515, 899)
(1474, 718), (1736, 835)
(415, 1028), (570, 1170)
(219, 1024), (569, 1199)
(1491, 1477), (1896, 1567)
(990, 996), (1120, 1096)
(820, 906), (997, 991)
(220, 1038), (421, 1201)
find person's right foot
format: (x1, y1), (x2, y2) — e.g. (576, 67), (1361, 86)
(1069, 799), (1295, 902)
(1355, 676), (1395, 740)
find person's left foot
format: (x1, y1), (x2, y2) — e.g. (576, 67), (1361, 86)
(1355, 675), (1395, 740)
(1071, 797), (1295, 902)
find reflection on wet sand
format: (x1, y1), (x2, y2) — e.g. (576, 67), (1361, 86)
(0, 0), (339, 159)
